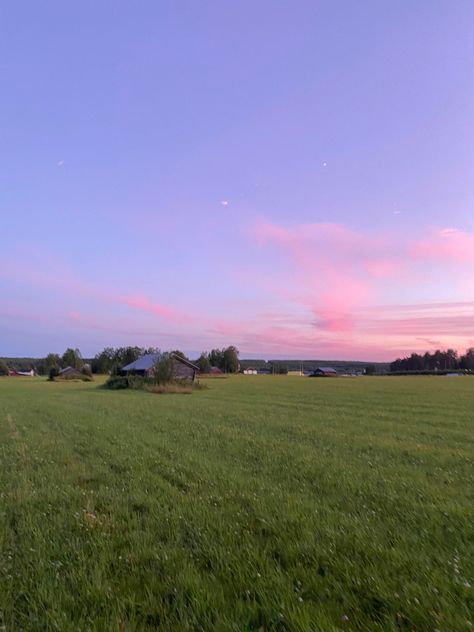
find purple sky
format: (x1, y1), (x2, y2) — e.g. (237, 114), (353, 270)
(2, 1), (474, 360)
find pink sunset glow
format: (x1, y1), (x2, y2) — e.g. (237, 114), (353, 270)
(3, 220), (474, 360)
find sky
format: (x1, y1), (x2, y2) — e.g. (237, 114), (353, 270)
(1, 1), (474, 361)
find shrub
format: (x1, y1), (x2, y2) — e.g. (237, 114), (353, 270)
(153, 354), (174, 385)
(0, 360), (9, 376)
(127, 375), (147, 390)
(103, 376), (129, 390)
(48, 367), (59, 381)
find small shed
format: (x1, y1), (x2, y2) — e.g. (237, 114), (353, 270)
(309, 367), (338, 377)
(121, 353), (199, 382)
(209, 366), (223, 375)
(58, 366), (83, 379)
(242, 367), (258, 375)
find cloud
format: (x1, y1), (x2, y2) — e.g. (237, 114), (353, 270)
(410, 227), (474, 263)
(246, 220), (474, 353)
(0, 252), (190, 327)
(250, 221), (391, 332)
(119, 294), (189, 322)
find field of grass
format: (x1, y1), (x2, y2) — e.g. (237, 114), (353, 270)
(0, 375), (473, 631)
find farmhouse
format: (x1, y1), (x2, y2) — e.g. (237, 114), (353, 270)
(309, 367), (338, 377)
(121, 353), (199, 381)
(9, 369), (35, 377)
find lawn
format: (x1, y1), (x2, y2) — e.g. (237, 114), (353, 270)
(0, 375), (473, 631)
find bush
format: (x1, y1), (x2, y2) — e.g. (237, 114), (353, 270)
(48, 367), (59, 381)
(127, 375), (147, 390)
(103, 376), (129, 389)
(153, 354), (174, 385)
(0, 360), (9, 376)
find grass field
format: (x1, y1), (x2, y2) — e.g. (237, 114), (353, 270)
(0, 376), (473, 631)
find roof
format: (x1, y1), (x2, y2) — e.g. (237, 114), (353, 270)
(122, 353), (199, 372)
(175, 355), (200, 371)
(59, 366), (82, 375)
(316, 367), (337, 373)
(122, 353), (162, 371)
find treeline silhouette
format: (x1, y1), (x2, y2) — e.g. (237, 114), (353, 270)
(390, 348), (474, 372)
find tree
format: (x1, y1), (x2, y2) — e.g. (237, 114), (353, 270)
(365, 364), (376, 375)
(93, 347), (115, 374)
(43, 353), (61, 373)
(209, 348), (224, 369)
(195, 353), (211, 374)
(48, 366), (59, 381)
(62, 348), (83, 370)
(460, 348), (474, 371)
(223, 346), (239, 373)
(0, 360), (9, 376)
(116, 347), (143, 368)
(153, 353), (174, 385)
(171, 350), (187, 360)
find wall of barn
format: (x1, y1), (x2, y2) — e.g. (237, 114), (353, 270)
(173, 361), (196, 381)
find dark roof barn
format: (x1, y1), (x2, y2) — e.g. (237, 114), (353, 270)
(121, 353), (199, 381)
(309, 367), (338, 377)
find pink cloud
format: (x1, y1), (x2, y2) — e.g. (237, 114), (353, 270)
(120, 294), (191, 323)
(250, 221), (388, 332)
(410, 227), (474, 263)
(1, 251), (189, 327)
(245, 220), (474, 354)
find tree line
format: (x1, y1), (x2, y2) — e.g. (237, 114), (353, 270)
(43, 345), (241, 375)
(1, 345), (242, 376)
(390, 348), (474, 372)
(194, 346), (240, 373)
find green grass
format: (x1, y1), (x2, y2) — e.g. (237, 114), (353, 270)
(0, 376), (473, 631)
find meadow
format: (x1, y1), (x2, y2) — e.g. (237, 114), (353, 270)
(0, 375), (472, 631)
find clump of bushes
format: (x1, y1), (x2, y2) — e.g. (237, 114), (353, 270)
(103, 374), (203, 394)
(103, 376), (129, 390)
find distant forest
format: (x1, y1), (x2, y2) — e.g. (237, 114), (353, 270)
(390, 348), (474, 372)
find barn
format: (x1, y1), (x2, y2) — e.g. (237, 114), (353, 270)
(58, 366), (84, 379)
(209, 366), (223, 375)
(309, 367), (338, 377)
(121, 353), (199, 382)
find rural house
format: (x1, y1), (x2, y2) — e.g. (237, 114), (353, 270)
(121, 353), (199, 381)
(309, 367), (338, 377)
